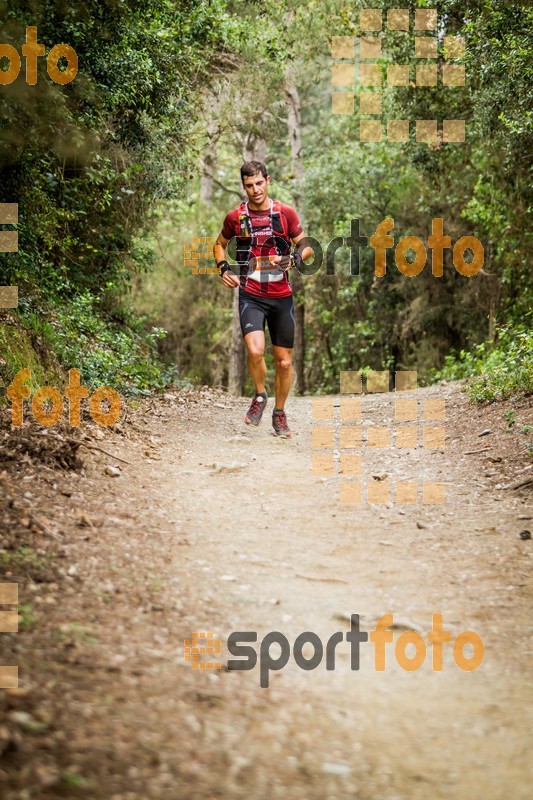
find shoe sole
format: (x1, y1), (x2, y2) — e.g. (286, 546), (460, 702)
(272, 428), (292, 438)
(245, 396), (267, 426)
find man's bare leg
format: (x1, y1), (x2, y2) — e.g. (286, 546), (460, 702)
(244, 331), (267, 393)
(272, 345), (293, 409)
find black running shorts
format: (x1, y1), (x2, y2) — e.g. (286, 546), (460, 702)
(238, 290), (295, 348)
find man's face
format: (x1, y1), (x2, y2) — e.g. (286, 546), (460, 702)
(243, 173), (270, 204)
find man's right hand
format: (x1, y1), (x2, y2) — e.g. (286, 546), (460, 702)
(221, 270), (240, 288)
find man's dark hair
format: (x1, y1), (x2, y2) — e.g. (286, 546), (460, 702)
(241, 161), (268, 182)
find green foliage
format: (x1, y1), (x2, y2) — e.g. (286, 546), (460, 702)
(60, 769), (89, 789)
(0, 0), (249, 392)
(0, 316), (63, 392)
(504, 408), (516, 429)
(302, 0), (533, 390)
(133, 0), (532, 396)
(131, 201), (233, 386)
(0, 0), (245, 301)
(435, 321), (533, 402)
(19, 292), (175, 395)
(1, 0), (531, 399)
(19, 603), (39, 629)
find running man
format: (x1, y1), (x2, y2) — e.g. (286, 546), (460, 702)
(214, 161), (312, 437)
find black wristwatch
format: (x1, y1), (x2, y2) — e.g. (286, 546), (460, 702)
(217, 260), (231, 276)
(291, 252), (303, 271)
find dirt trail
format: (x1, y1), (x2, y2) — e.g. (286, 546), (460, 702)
(1, 385), (532, 799)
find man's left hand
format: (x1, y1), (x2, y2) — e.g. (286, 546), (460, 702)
(272, 255), (292, 272)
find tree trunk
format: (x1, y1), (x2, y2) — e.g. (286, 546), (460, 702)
(200, 86), (229, 205)
(200, 101), (222, 205)
(243, 131), (267, 164)
(290, 269), (305, 394)
(485, 245), (500, 341)
(228, 289), (246, 396)
(285, 69), (306, 395)
(200, 132), (217, 206)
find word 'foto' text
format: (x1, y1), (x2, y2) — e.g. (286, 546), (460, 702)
(7, 369), (121, 428)
(0, 27), (78, 86)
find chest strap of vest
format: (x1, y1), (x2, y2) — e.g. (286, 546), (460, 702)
(235, 200), (290, 264)
(271, 202), (286, 237)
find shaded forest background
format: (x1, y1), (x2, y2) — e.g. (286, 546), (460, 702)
(0, 0), (531, 403)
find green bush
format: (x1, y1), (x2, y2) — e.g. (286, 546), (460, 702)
(19, 291), (176, 396)
(435, 320), (533, 402)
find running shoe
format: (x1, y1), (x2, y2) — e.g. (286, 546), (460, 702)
(245, 392), (267, 426)
(272, 408), (291, 438)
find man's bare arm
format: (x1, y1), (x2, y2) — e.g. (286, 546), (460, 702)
(213, 232), (228, 264)
(272, 230), (316, 272)
(214, 232), (239, 288)
(292, 231), (314, 263)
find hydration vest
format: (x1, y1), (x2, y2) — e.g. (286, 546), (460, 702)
(235, 200), (291, 269)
